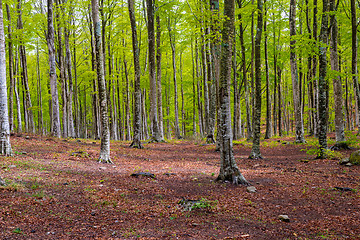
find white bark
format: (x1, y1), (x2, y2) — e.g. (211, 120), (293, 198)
(0, 1), (12, 156)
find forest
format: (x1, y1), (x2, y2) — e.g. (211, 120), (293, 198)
(0, 0), (359, 238)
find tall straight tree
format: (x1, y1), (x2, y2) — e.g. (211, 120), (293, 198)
(91, 0), (112, 163)
(217, 0), (248, 185)
(329, 0), (345, 144)
(249, 0), (263, 159)
(317, 0), (329, 158)
(0, 0), (12, 156)
(128, 0), (143, 149)
(289, 0), (305, 143)
(351, 0), (360, 134)
(47, 0), (61, 138)
(146, 0), (162, 141)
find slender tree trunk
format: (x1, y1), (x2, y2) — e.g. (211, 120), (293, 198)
(0, 0), (12, 155)
(36, 41), (44, 134)
(236, 0), (252, 139)
(156, 14), (164, 140)
(290, 0), (305, 143)
(17, 0), (34, 133)
(329, 0), (345, 143)
(91, 0), (111, 163)
(264, 0), (272, 139)
(168, 19), (181, 139)
(14, 50), (22, 132)
(317, 0), (329, 158)
(351, 0), (360, 134)
(249, 0), (263, 159)
(147, 0), (162, 141)
(312, 0), (319, 137)
(217, 0), (248, 185)
(191, 37), (197, 135)
(65, 26), (75, 138)
(47, 0), (61, 138)
(128, 0), (143, 148)
(5, 4), (14, 133)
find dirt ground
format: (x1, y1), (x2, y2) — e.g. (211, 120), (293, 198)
(0, 133), (359, 239)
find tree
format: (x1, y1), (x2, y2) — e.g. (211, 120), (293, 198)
(249, 0), (263, 159)
(289, 0), (305, 143)
(147, 0), (162, 142)
(91, 0), (112, 163)
(47, 0), (61, 138)
(329, 0), (345, 144)
(216, 0), (248, 185)
(128, 0), (143, 149)
(351, 0), (360, 134)
(0, 0), (12, 156)
(317, 0), (329, 158)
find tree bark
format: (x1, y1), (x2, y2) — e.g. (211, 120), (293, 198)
(147, 0), (162, 141)
(329, 0), (345, 143)
(0, 0), (12, 156)
(249, 0), (263, 159)
(217, 0), (248, 185)
(156, 14), (164, 140)
(264, 0), (272, 139)
(290, 0), (305, 143)
(47, 0), (61, 138)
(91, 0), (111, 163)
(317, 0), (329, 158)
(5, 4), (14, 133)
(350, 0), (360, 134)
(128, 0), (143, 149)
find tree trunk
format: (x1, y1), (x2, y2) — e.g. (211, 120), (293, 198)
(156, 14), (164, 140)
(217, 0), (248, 185)
(236, 0), (252, 139)
(317, 0), (329, 158)
(264, 0), (272, 139)
(128, 0), (143, 149)
(168, 19), (181, 139)
(290, 0), (305, 143)
(5, 4), (14, 133)
(249, 0), (263, 159)
(0, 0), (12, 156)
(47, 0), (61, 138)
(351, 0), (360, 134)
(147, 0), (162, 142)
(65, 26), (75, 138)
(329, 0), (345, 143)
(91, 0), (111, 163)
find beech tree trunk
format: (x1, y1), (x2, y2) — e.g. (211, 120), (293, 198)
(317, 0), (329, 158)
(47, 0), (61, 138)
(128, 0), (143, 149)
(147, 0), (162, 141)
(91, 0), (111, 163)
(156, 14), (164, 140)
(290, 0), (305, 143)
(0, 0), (12, 156)
(5, 4), (13, 133)
(351, 0), (360, 134)
(264, 0), (272, 139)
(249, 0), (263, 159)
(329, 0), (345, 143)
(217, 0), (248, 185)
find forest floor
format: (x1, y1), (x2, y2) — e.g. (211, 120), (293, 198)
(0, 133), (359, 239)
